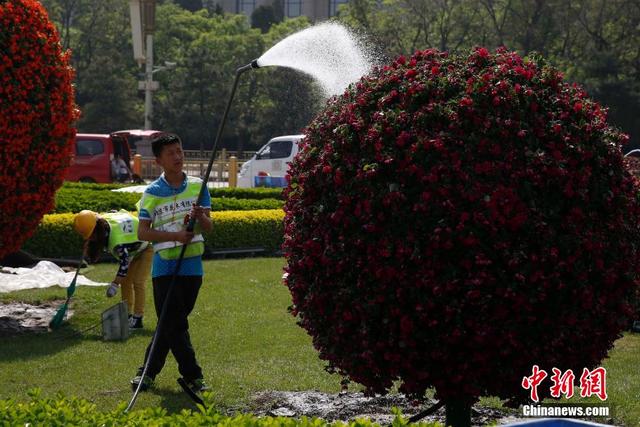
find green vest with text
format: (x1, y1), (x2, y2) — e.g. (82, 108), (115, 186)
(142, 177), (205, 260)
(102, 210), (148, 259)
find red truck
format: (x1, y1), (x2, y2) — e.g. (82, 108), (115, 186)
(65, 133), (133, 183)
(65, 130), (165, 183)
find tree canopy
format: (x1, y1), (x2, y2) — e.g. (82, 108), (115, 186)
(40, 0), (640, 151)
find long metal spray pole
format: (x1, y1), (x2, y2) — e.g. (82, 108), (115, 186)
(125, 60), (259, 413)
(144, 33), (153, 130)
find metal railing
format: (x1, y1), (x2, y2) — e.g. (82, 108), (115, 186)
(183, 149), (255, 161)
(133, 148), (244, 185)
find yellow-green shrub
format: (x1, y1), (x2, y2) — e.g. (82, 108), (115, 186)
(21, 213), (84, 259)
(54, 187), (283, 214)
(22, 210), (285, 258)
(0, 390), (441, 426)
(206, 210), (285, 253)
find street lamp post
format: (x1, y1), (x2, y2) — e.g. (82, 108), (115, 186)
(142, 0), (156, 130)
(143, 34), (155, 130)
(130, 0), (175, 130)
(140, 61), (176, 128)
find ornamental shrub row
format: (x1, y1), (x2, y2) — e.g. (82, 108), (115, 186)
(53, 187), (283, 214)
(61, 182), (131, 191)
(61, 182), (285, 199)
(22, 210), (285, 258)
(53, 189), (141, 214)
(0, 391), (440, 427)
(209, 187), (285, 200)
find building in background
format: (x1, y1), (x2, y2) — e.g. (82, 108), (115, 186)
(214, 0), (349, 21)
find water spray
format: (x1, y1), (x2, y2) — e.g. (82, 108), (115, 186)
(125, 59), (260, 413)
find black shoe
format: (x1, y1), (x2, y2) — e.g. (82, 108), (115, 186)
(129, 315), (143, 329)
(130, 373), (154, 392)
(184, 377), (210, 393)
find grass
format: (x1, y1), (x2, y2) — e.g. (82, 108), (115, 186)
(0, 257), (639, 426)
(0, 258), (344, 413)
(594, 331), (640, 425)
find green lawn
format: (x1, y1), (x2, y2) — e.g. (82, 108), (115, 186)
(1, 257), (639, 426)
(0, 258), (343, 413)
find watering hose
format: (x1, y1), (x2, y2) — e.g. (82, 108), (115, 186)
(237, 59), (260, 74)
(125, 60), (260, 412)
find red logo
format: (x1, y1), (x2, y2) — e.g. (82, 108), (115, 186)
(522, 366), (607, 402)
(579, 367), (608, 401)
(522, 365), (548, 402)
(550, 368), (575, 399)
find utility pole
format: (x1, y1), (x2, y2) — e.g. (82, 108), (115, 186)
(142, 0), (157, 130)
(130, 0), (175, 130)
(130, 0), (158, 130)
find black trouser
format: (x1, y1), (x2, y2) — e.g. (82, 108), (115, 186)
(140, 275), (203, 381)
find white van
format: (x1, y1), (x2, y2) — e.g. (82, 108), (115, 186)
(237, 135), (304, 188)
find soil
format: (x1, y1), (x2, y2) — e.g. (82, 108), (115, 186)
(0, 301), (72, 335)
(247, 391), (524, 426)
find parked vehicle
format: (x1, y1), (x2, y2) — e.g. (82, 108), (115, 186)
(112, 129), (166, 157)
(65, 133), (132, 183)
(237, 135), (304, 188)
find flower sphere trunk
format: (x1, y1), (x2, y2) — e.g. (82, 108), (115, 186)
(445, 401), (471, 427)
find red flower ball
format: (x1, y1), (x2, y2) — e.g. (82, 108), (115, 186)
(283, 48), (640, 405)
(0, 0), (78, 258)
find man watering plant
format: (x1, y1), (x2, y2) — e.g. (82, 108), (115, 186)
(74, 209), (153, 329)
(131, 133), (212, 394)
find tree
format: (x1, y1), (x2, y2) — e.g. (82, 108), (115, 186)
(0, 0), (78, 258)
(38, 0), (640, 152)
(338, 0), (640, 148)
(42, 0), (142, 132)
(77, 55), (141, 131)
(203, 0), (224, 15)
(339, 0), (485, 57)
(152, 10), (321, 153)
(176, 0), (203, 12)
(152, 6), (265, 150)
(251, 1), (283, 33)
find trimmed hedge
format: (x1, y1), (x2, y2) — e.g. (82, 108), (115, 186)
(22, 213), (83, 259)
(211, 198), (283, 211)
(54, 188), (142, 214)
(22, 210), (285, 258)
(0, 391), (440, 426)
(210, 187), (284, 200)
(62, 182), (131, 191)
(205, 210), (284, 253)
(61, 182), (284, 199)
(53, 187), (284, 214)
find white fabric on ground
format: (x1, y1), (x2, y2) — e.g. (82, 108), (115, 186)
(0, 261), (106, 293)
(111, 181), (228, 194)
(112, 185), (147, 193)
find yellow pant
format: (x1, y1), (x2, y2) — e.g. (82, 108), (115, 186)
(120, 247), (153, 316)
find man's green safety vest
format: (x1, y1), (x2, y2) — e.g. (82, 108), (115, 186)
(140, 177), (205, 261)
(102, 210), (149, 260)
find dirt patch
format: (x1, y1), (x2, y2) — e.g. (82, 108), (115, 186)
(247, 391), (522, 426)
(0, 301), (72, 335)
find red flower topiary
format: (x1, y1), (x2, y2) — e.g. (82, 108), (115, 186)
(0, 0), (78, 259)
(283, 48), (640, 406)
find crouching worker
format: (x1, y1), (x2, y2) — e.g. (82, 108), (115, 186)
(131, 133), (212, 394)
(74, 209), (153, 329)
